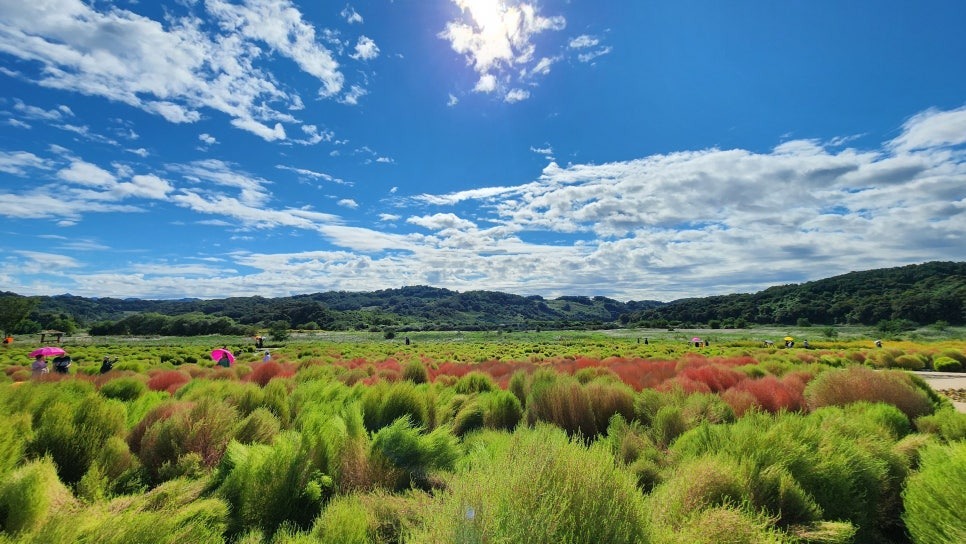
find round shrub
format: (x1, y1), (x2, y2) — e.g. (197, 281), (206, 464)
(933, 356), (963, 372)
(902, 441), (966, 544)
(0, 457), (76, 535)
(454, 371), (495, 394)
(401, 361), (428, 384)
(235, 407), (282, 445)
(805, 366), (934, 420)
(410, 425), (648, 543)
(100, 377), (148, 401)
(482, 389), (523, 431)
(893, 354), (925, 371)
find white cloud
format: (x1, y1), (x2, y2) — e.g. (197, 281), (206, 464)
(199, 133), (217, 145)
(341, 6), (364, 24)
(447, 93), (459, 106)
(577, 46), (612, 63)
(407, 213), (477, 231)
(441, 0), (565, 97)
(568, 33), (611, 63)
(0, 151), (51, 175)
(474, 73), (498, 93)
(0, 0), (347, 141)
(350, 36), (380, 60)
(294, 124), (334, 145)
(337, 198), (358, 208)
(528, 56), (555, 76)
(568, 35), (599, 49)
(379, 213), (401, 221)
(12, 99), (74, 121)
(889, 105), (966, 152)
(57, 160), (117, 187)
(340, 85), (368, 105)
(114, 174), (174, 200)
(504, 88), (529, 103)
(276, 164), (350, 185)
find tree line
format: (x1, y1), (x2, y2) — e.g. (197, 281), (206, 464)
(1, 261), (963, 336)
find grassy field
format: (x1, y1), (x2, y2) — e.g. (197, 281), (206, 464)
(1, 328), (964, 543)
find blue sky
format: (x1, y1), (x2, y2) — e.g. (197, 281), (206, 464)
(1, 0), (965, 302)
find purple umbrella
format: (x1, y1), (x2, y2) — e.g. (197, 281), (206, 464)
(29, 346), (66, 358)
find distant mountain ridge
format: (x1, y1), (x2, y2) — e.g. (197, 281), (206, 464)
(7, 261), (966, 332)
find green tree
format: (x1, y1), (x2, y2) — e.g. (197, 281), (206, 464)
(268, 320), (290, 341)
(0, 295), (37, 337)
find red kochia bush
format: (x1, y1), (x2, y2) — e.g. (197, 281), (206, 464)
(247, 361), (296, 387)
(146, 370), (192, 395)
(730, 375), (806, 413)
(610, 359), (678, 391)
(680, 364), (747, 392)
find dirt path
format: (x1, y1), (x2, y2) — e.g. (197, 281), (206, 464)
(911, 371), (966, 413)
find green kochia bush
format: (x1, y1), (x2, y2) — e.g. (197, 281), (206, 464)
(525, 373), (598, 437)
(0, 413), (31, 478)
(914, 407), (966, 442)
(28, 390), (127, 485)
(670, 405), (911, 542)
(0, 457), (76, 535)
(368, 417), (460, 491)
(932, 356), (963, 372)
(27, 477), (228, 543)
(361, 381), (428, 432)
(409, 424), (649, 543)
(99, 376), (148, 401)
(805, 365), (935, 419)
(902, 441), (966, 544)
(214, 431), (331, 538)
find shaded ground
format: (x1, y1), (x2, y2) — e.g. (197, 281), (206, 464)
(912, 371), (966, 413)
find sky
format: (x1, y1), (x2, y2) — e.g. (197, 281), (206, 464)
(1, 0), (965, 303)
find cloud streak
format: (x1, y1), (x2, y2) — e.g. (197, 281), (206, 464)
(0, 0), (367, 141)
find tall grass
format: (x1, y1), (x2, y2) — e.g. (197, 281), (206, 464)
(214, 431), (329, 538)
(28, 391), (127, 485)
(0, 457), (75, 535)
(671, 405), (910, 541)
(368, 417), (459, 491)
(914, 407), (966, 442)
(27, 477), (228, 543)
(137, 397), (240, 482)
(409, 424), (649, 544)
(525, 373), (598, 437)
(805, 365), (934, 419)
(0, 413), (31, 478)
(902, 441), (966, 544)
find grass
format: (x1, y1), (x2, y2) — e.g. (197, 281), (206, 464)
(0, 333), (963, 542)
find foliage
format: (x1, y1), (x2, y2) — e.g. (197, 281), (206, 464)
(0, 457), (75, 535)
(410, 424), (649, 544)
(805, 366), (935, 419)
(214, 432), (330, 538)
(0, 294), (38, 337)
(22, 262), (966, 332)
(902, 441), (966, 544)
(0, 334), (964, 541)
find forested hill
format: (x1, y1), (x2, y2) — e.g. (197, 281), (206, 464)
(5, 261), (966, 333)
(630, 261), (966, 327)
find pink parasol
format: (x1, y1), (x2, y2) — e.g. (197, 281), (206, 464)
(691, 337), (702, 343)
(29, 346), (66, 358)
(211, 348), (235, 364)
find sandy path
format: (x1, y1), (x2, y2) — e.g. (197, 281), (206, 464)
(911, 371), (966, 413)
